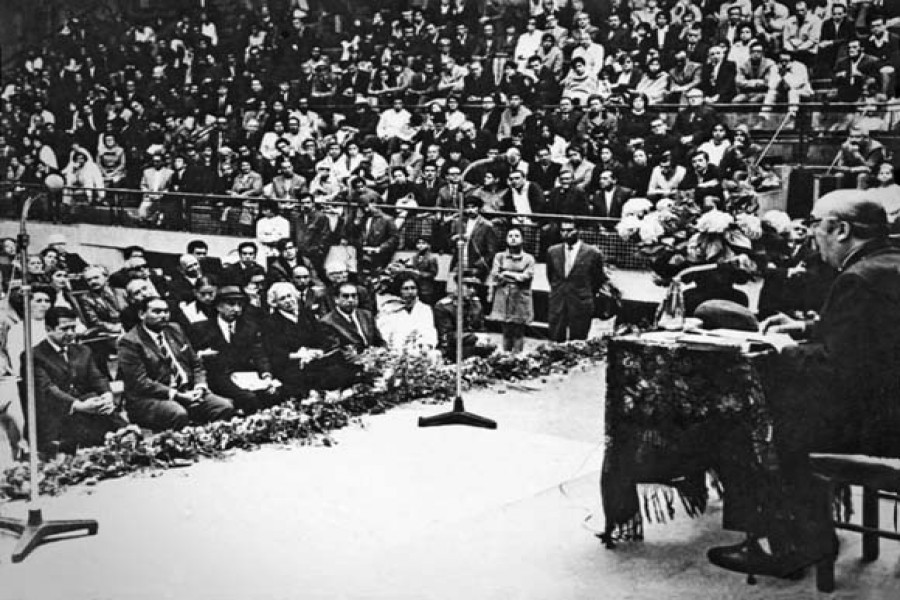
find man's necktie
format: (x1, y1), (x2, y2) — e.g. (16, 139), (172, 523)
(226, 322), (235, 343)
(157, 333), (187, 389)
(351, 312), (368, 346)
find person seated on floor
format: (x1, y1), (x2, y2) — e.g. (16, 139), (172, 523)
(119, 277), (162, 332)
(321, 282), (385, 353)
(31, 306), (127, 455)
(433, 270), (496, 360)
(117, 296), (235, 432)
(267, 237), (322, 288)
(168, 253), (205, 305)
(263, 282), (363, 398)
(290, 264), (328, 319)
(223, 241), (266, 284)
(190, 285), (282, 416)
(376, 274), (439, 359)
(176, 276), (218, 333)
(45, 233), (88, 275)
(79, 265), (127, 337)
(708, 191), (900, 580)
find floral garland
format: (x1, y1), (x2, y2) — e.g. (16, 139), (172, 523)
(616, 197), (768, 282)
(0, 338), (608, 501)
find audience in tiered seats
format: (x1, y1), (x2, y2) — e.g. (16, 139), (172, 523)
(3, 1), (900, 457)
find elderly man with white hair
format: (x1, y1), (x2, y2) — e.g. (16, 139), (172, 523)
(708, 190), (900, 580)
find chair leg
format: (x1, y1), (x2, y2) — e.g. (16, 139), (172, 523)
(816, 479), (837, 593)
(862, 486), (880, 562)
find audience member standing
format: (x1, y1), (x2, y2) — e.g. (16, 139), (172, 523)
(545, 218), (606, 342)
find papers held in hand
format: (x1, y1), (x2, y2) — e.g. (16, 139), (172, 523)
(676, 328), (797, 353)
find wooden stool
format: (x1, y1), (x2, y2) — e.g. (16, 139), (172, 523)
(809, 453), (900, 593)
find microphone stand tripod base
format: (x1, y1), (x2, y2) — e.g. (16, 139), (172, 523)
(0, 508), (98, 563)
(418, 396), (497, 429)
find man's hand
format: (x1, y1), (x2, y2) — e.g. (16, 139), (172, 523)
(74, 397), (105, 415)
(760, 312), (808, 338)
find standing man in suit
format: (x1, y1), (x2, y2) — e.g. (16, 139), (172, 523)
(451, 196), (500, 285)
(589, 170), (631, 227)
(321, 282), (385, 352)
(190, 286), (281, 415)
(546, 218), (607, 342)
(294, 193), (332, 278)
(354, 197), (399, 274)
(31, 307), (127, 454)
(118, 296), (235, 431)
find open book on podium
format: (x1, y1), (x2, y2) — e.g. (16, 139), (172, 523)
(676, 329), (797, 353)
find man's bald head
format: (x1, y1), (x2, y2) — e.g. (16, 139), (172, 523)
(811, 190), (888, 268)
(179, 253), (201, 277)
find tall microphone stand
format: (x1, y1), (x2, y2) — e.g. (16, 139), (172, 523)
(0, 179), (98, 562)
(418, 201), (496, 430)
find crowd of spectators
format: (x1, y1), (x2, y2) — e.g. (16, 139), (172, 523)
(5, 0), (900, 241)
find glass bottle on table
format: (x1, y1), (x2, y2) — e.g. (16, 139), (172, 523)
(655, 278), (685, 331)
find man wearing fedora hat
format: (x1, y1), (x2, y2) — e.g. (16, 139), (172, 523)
(190, 285), (281, 415)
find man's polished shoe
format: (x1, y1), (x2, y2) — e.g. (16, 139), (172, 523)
(707, 536), (838, 581)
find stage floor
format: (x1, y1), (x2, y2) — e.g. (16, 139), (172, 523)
(1, 364), (898, 600)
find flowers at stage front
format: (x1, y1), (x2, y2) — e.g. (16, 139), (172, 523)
(0, 339), (609, 501)
(618, 198), (764, 282)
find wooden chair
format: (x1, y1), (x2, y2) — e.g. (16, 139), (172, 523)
(810, 453), (900, 593)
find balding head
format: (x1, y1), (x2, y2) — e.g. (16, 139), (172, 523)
(811, 190), (888, 268)
(179, 253), (201, 277)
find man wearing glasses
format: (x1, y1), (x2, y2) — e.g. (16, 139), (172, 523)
(709, 190), (900, 579)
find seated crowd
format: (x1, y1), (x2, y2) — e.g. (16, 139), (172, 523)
(5, 0), (900, 235)
(0, 233), (502, 457)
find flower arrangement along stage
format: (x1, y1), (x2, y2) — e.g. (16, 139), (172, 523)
(615, 196), (766, 283)
(0, 339), (608, 501)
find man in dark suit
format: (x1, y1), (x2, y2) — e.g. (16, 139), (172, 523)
(679, 150), (724, 199)
(30, 307), (127, 454)
(710, 191), (900, 578)
(545, 219), (607, 342)
(321, 282), (385, 353)
(189, 286), (281, 415)
(529, 148), (562, 192)
(451, 196), (500, 284)
(167, 253), (204, 305)
(117, 296), (234, 431)
(187, 239), (224, 280)
(353, 198), (399, 274)
(290, 265), (329, 319)
(817, 2), (855, 77)
(834, 38), (883, 102)
(589, 170), (631, 226)
(294, 193), (332, 277)
(700, 43), (737, 102)
(223, 241), (266, 285)
(672, 88), (721, 148)
(500, 170), (544, 218)
(79, 265), (127, 336)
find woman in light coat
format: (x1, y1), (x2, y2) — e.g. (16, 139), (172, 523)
(488, 228), (535, 354)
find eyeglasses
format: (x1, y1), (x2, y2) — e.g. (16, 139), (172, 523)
(340, 293), (358, 298)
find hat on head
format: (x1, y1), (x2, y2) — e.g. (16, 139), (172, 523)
(463, 195), (483, 208)
(216, 285), (246, 302)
